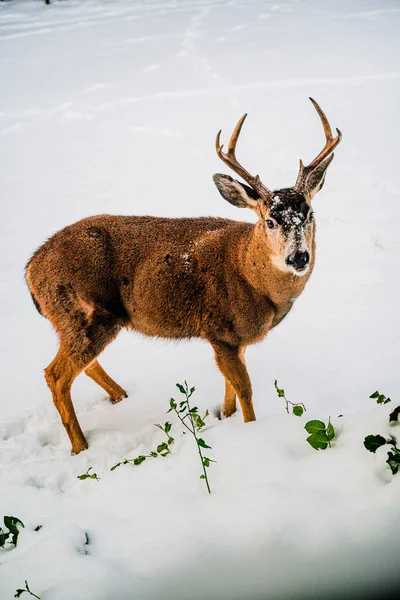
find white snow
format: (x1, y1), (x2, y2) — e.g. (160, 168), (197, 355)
(1, 0), (400, 598)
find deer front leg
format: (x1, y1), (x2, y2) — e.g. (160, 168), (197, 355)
(222, 378), (237, 418)
(211, 341), (255, 423)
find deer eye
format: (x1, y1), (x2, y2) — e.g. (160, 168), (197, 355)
(308, 212), (314, 222)
(266, 219), (276, 229)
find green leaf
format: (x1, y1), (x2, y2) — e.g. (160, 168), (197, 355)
(203, 458), (210, 467)
(200, 474), (205, 479)
(326, 421), (335, 441)
(197, 438), (212, 449)
(164, 422), (172, 433)
(133, 456), (147, 466)
(292, 405), (304, 417)
(14, 590), (24, 598)
(386, 446), (400, 475)
(369, 391), (380, 399)
(191, 413), (206, 430)
(110, 462), (121, 471)
(0, 528), (10, 548)
(274, 379), (285, 398)
(363, 434), (387, 453)
(150, 452), (158, 458)
(307, 431), (329, 450)
(156, 443), (168, 453)
(204, 410), (209, 418)
(189, 406), (198, 413)
(304, 420), (326, 434)
(389, 406), (400, 423)
(176, 383), (186, 395)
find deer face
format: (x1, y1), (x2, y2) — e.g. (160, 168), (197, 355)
(212, 176), (315, 276)
(263, 189), (314, 275)
(213, 98), (341, 276)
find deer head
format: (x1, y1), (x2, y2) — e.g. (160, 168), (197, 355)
(213, 98), (342, 276)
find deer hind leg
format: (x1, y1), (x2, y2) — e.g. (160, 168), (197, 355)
(211, 342), (255, 423)
(45, 303), (124, 454)
(85, 360), (128, 404)
(45, 350), (88, 454)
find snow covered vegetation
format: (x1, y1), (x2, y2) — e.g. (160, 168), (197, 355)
(1, 0), (400, 598)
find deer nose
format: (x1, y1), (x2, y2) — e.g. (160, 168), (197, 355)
(286, 251), (310, 270)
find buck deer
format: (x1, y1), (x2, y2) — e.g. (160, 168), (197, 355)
(26, 98), (341, 454)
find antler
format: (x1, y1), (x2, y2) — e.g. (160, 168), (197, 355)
(216, 114), (272, 198)
(294, 97), (342, 193)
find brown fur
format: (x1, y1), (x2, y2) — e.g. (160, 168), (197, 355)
(26, 212), (315, 454)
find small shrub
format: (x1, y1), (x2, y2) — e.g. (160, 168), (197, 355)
(364, 434), (400, 475)
(305, 418), (335, 450)
(169, 381), (214, 493)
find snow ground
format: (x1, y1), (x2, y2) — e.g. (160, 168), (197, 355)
(0, 0), (400, 598)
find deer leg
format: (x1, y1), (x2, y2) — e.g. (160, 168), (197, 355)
(45, 350), (88, 455)
(45, 304), (124, 454)
(222, 379), (237, 418)
(211, 342), (255, 423)
(85, 360), (128, 404)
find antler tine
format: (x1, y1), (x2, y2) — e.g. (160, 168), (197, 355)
(308, 97), (342, 167)
(294, 98), (342, 192)
(215, 114), (272, 198)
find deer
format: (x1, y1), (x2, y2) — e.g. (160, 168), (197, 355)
(25, 98), (341, 455)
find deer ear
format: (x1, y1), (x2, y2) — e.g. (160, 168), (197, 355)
(303, 153), (334, 200)
(213, 174), (259, 209)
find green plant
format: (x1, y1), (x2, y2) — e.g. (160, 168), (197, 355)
(14, 580), (40, 599)
(274, 380), (306, 416)
(364, 435), (400, 475)
(389, 406), (400, 423)
(370, 390), (391, 405)
(111, 421), (174, 471)
(305, 418), (335, 450)
(0, 516), (24, 548)
(77, 467), (100, 481)
(168, 381), (214, 493)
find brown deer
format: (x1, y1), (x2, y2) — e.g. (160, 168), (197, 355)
(25, 98), (341, 454)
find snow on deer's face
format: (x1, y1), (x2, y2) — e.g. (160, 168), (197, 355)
(263, 190), (315, 276)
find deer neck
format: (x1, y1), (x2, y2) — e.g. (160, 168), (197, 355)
(241, 220), (315, 307)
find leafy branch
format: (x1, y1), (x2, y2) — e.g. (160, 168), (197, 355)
(14, 580), (40, 599)
(274, 380), (306, 417)
(370, 390), (391, 405)
(168, 381), (214, 493)
(110, 422), (174, 471)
